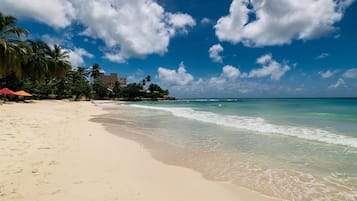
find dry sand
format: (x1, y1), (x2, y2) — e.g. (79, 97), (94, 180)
(0, 100), (277, 201)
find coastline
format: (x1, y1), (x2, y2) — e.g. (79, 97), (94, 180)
(0, 101), (277, 201)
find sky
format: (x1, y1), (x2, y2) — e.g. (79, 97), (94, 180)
(1, 0), (357, 98)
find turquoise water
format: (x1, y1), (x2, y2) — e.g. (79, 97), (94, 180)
(103, 99), (357, 200)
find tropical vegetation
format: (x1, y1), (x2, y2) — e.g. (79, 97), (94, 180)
(0, 12), (172, 101)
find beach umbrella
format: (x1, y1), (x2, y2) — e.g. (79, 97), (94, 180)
(15, 90), (32, 97)
(0, 88), (17, 95)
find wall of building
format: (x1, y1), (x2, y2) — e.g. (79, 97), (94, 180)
(98, 73), (127, 89)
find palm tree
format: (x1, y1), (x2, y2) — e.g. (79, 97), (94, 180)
(67, 67), (92, 100)
(47, 44), (71, 78)
(23, 40), (50, 82)
(90, 63), (101, 82)
(0, 12), (30, 77)
(77, 66), (89, 78)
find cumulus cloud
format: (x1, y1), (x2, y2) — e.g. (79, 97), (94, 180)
(221, 65), (241, 80)
(41, 34), (74, 49)
(247, 54), (291, 81)
(67, 48), (94, 67)
(158, 62), (194, 86)
(0, 0), (75, 28)
(159, 54), (289, 91)
(342, 68), (357, 78)
(0, 0), (196, 63)
(41, 34), (62, 46)
(214, 0), (354, 47)
(157, 55), (292, 97)
(205, 65), (244, 91)
(157, 62), (290, 98)
(318, 70), (338, 78)
(103, 53), (127, 64)
(329, 78), (346, 89)
(76, 0), (195, 63)
(208, 44), (224, 63)
(316, 53), (330, 59)
(167, 13), (196, 34)
(127, 69), (145, 83)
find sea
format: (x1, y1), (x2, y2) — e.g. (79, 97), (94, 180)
(97, 98), (357, 201)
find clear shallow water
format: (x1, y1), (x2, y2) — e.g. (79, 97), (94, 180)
(99, 99), (357, 200)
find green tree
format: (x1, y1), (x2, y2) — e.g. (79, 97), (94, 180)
(90, 63), (108, 99)
(113, 81), (121, 98)
(55, 78), (69, 99)
(0, 72), (22, 89)
(76, 66), (89, 77)
(67, 68), (92, 100)
(122, 83), (143, 100)
(90, 63), (101, 82)
(23, 40), (51, 82)
(47, 44), (71, 78)
(0, 12), (30, 77)
(147, 83), (170, 100)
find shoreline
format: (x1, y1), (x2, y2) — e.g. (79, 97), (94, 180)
(0, 101), (277, 201)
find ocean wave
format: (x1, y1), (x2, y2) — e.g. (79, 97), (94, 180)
(129, 104), (357, 148)
(177, 98), (240, 102)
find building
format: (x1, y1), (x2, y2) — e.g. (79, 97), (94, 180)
(98, 73), (127, 89)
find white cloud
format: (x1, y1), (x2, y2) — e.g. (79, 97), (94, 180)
(205, 65), (243, 91)
(127, 69), (145, 83)
(316, 53), (330, 59)
(74, 0), (195, 63)
(256, 54), (272, 65)
(208, 44), (224, 63)
(159, 54), (289, 90)
(157, 55), (293, 97)
(67, 48), (94, 67)
(103, 53), (127, 64)
(0, 0), (196, 63)
(248, 54), (291, 81)
(318, 70), (338, 78)
(214, 0), (354, 46)
(201, 17), (212, 24)
(157, 63), (286, 98)
(41, 34), (62, 46)
(221, 65), (241, 80)
(342, 68), (357, 78)
(158, 62), (194, 86)
(167, 13), (196, 34)
(329, 78), (346, 89)
(0, 0), (75, 28)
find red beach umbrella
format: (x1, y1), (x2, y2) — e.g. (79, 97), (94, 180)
(0, 88), (17, 95)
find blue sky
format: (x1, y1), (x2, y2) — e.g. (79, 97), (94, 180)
(1, 0), (357, 98)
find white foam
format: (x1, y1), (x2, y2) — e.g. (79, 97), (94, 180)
(129, 104), (357, 148)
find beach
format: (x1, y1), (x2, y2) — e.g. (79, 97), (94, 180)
(96, 99), (357, 200)
(0, 101), (275, 201)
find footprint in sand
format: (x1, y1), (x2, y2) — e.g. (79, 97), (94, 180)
(31, 168), (39, 174)
(51, 189), (62, 195)
(13, 169), (23, 174)
(48, 161), (59, 166)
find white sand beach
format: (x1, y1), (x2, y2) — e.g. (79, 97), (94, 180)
(0, 101), (276, 201)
